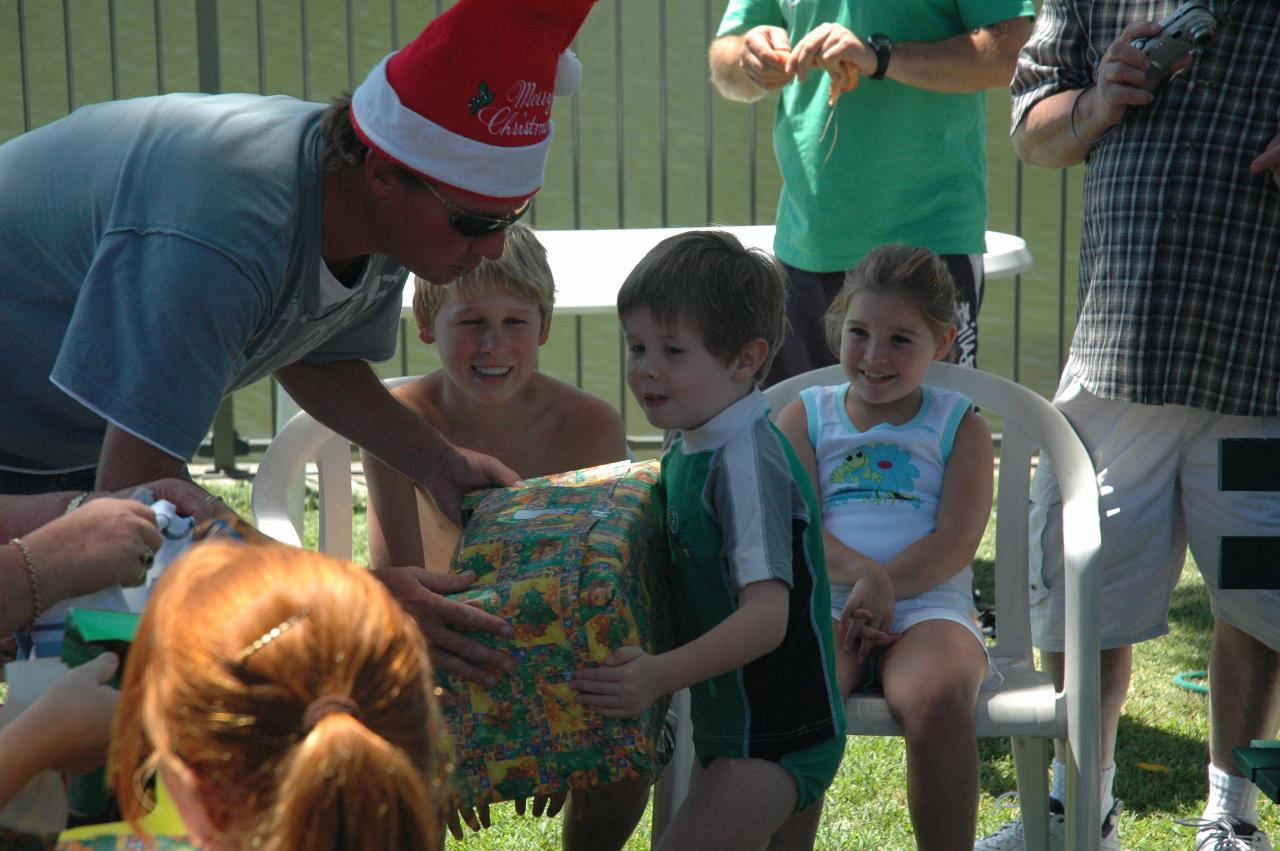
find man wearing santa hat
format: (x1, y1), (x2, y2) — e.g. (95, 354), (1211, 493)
(0, 0), (595, 687)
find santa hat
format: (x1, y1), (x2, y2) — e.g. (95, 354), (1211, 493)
(351, 0), (596, 204)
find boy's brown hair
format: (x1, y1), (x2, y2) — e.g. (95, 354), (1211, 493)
(824, 244), (958, 355)
(412, 223), (555, 332)
(616, 229), (787, 382)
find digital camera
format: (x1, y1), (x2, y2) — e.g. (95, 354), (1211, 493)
(1130, 2), (1217, 80)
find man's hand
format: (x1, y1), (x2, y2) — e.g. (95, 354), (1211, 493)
(274, 360), (517, 525)
(373, 567), (513, 686)
(571, 645), (663, 719)
(1252, 134), (1280, 190)
(785, 22), (873, 83)
(119, 478), (237, 524)
(739, 25), (794, 90)
(1077, 21), (1194, 141)
(419, 447), (518, 527)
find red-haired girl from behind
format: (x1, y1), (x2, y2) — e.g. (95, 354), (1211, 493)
(109, 541), (447, 851)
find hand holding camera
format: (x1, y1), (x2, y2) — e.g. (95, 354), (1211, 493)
(1130, 2), (1216, 82)
(1074, 5), (1215, 146)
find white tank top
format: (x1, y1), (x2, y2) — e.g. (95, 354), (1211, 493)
(800, 383), (975, 616)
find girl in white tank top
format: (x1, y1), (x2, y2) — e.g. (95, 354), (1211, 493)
(775, 245), (996, 849)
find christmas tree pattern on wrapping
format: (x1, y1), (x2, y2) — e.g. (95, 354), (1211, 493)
(439, 459), (671, 809)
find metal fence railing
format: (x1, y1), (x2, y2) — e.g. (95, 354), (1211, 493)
(1, 0), (1084, 469)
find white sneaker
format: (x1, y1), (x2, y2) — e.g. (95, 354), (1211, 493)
(1176, 817), (1274, 850)
(974, 795), (1122, 851)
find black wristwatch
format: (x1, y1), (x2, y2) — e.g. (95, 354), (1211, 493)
(867, 32), (893, 80)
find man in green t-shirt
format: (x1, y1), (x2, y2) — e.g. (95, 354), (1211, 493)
(709, 0), (1033, 385)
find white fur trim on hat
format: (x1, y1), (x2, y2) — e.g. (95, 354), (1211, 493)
(555, 49), (582, 97)
(352, 55), (554, 199)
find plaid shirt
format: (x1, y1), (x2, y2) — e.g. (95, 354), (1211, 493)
(1012, 1), (1280, 416)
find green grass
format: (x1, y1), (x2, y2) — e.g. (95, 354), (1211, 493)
(204, 478), (1276, 849)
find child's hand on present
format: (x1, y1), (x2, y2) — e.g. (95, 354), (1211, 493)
(571, 645), (662, 718)
(373, 566), (514, 687)
(445, 794), (566, 839)
(446, 802), (490, 840)
(514, 792), (567, 819)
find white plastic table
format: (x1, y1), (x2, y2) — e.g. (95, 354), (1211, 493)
(402, 226), (1032, 316)
(273, 227), (1031, 431)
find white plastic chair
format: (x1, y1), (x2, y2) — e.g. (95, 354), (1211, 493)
(651, 361), (1103, 851)
(251, 376), (419, 557)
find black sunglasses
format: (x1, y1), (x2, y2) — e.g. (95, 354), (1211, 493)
(425, 182), (530, 238)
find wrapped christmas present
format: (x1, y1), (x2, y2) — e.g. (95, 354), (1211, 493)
(440, 459), (671, 809)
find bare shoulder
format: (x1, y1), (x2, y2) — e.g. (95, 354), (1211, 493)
(957, 406), (994, 446)
(390, 371), (448, 428)
(948, 407), (995, 474)
(529, 374), (628, 468)
(774, 397), (808, 432)
(534, 374), (625, 431)
(774, 398), (812, 450)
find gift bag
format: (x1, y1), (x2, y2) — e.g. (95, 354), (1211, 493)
(440, 459), (671, 809)
(59, 609), (141, 822)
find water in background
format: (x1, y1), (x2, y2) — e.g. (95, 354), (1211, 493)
(0, 0), (1082, 445)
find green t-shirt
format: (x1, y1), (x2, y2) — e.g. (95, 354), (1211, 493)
(717, 0), (1034, 272)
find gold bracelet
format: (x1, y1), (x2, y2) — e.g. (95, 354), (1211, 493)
(10, 537), (43, 628)
(64, 492), (89, 514)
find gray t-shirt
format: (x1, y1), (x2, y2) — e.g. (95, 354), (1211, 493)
(0, 93), (405, 471)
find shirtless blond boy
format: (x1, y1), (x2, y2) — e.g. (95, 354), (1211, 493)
(363, 224), (643, 850)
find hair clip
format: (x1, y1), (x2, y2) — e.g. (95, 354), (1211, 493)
(236, 607), (310, 662)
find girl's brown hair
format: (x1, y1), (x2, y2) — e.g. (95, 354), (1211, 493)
(824, 244), (958, 356)
(110, 541), (446, 851)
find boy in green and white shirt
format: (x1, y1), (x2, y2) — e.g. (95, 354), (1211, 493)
(573, 230), (855, 850)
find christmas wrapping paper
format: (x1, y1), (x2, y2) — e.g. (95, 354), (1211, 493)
(440, 459), (670, 808)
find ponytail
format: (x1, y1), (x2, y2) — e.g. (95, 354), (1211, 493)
(270, 712), (442, 851)
(109, 543), (448, 850)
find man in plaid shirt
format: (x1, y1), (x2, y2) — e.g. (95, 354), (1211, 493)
(975, 3), (1280, 850)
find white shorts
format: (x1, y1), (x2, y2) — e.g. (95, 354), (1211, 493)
(833, 580), (1003, 690)
(1029, 371), (1280, 653)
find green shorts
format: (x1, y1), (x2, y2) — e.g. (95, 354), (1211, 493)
(698, 735), (846, 813)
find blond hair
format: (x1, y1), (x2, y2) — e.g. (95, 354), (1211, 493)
(412, 223), (555, 333)
(110, 542), (446, 851)
(824, 245), (958, 355)
(616, 229), (787, 382)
